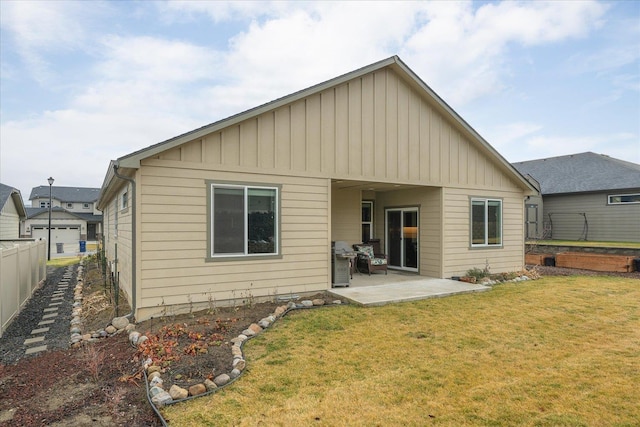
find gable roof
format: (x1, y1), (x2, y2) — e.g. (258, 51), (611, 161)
(102, 55), (536, 198)
(512, 152), (640, 195)
(0, 183), (27, 218)
(29, 186), (100, 203)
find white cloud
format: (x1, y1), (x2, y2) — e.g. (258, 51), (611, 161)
(513, 132), (640, 162)
(401, 1), (607, 105)
(1, 0), (634, 202)
(0, 1), (108, 83)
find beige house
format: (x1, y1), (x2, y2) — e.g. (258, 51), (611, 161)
(97, 56), (537, 321)
(0, 183), (27, 239)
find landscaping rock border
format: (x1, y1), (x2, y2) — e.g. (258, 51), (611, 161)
(133, 298), (341, 410)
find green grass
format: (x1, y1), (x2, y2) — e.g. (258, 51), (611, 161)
(527, 239), (640, 249)
(46, 257), (81, 267)
(163, 276), (640, 426)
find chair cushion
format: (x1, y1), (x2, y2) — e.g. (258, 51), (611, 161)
(355, 245), (374, 259)
(355, 245), (387, 266)
(371, 257), (387, 266)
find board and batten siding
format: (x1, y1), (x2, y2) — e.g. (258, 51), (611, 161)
(135, 161), (330, 321)
(543, 191), (640, 242)
(442, 187), (525, 277)
(154, 68), (516, 191)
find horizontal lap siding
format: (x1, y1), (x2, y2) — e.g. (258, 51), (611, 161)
(137, 163), (329, 320)
(443, 187), (525, 277)
(544, 192), (640, 242)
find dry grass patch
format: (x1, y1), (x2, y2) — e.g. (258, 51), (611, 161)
(162, 277), (640, 426)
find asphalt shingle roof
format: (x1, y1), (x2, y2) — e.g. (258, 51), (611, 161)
(29, 186), (100, 203)
(25, 206), (102, 221)
(0, 183), (15, 210)
(512, 152), (640, 195)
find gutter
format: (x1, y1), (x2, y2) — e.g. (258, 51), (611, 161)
(112, 163), (137, 320)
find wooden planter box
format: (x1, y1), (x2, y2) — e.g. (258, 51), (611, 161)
(555, 252), (637, 273)
(525, 253), (553, 266)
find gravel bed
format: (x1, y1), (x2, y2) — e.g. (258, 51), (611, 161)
(0, 265), (77, 364)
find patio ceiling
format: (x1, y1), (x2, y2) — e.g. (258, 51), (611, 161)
(331, 179), (423, 192)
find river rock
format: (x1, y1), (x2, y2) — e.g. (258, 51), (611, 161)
(105, 325), (117, 334)
(111, 316), (129, 330)
(213, 373), (230, 386)
(169, 384), (188, 400)
(189, 383), (206, 396)
(151, 391), (173, 407)
(204, 379), (217, 391)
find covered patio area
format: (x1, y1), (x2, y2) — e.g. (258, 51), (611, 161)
(329, 270), (490, 306)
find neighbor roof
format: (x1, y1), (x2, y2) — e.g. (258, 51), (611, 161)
(512, 152), (640, 195)
(29, 186), (100, 203)
(25, 206), (102, 222)
(0, 183), (27, 217)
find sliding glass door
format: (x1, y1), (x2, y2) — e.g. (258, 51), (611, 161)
(385, 208), (418, 271)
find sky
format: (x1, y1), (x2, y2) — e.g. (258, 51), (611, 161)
(1, 0), (639, 204)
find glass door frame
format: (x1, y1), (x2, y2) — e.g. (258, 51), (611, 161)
(385, 207), (419, 272)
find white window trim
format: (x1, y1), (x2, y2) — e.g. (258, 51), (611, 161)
(607, 193), (640, 205)
(208, 182), (280, 259)
(470, 197), (503, 248)
(121, 191), (129, 211)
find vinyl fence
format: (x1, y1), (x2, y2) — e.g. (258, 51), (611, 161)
(0, 239), (47, 338)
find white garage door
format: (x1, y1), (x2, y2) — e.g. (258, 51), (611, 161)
(32, 226), (80, 253)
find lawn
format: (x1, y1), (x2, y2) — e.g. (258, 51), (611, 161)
(162, 276), (640, 426)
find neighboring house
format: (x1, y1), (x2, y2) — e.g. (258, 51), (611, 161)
(97, 56), (538, 321)
(22, 186), (103, 253)
(513, 152), (640, 242)
(0, 183), (27, 239)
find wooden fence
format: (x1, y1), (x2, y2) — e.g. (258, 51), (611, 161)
(0, 239), (47, 338)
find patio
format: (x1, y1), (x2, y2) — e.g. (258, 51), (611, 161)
(329, 269), (490, 306)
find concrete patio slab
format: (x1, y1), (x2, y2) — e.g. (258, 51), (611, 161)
(329, 277), (490, 306)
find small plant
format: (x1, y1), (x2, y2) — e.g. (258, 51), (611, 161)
(82, 344), (105, 382)
(466, 267), (489, 281)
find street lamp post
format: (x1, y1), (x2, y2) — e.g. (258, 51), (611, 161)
(47, 177), (54, 261)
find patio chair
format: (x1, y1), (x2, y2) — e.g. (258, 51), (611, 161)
(353, 242), (388, 275)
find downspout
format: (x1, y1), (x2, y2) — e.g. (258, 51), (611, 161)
(112, 163), (137, 320)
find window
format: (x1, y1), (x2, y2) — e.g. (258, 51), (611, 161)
(209, 183), (279, 258)
(40, 201), (50, 208)
(362, 201), (373, 243)
(83, 203), (91, 209)
(608, 193), (640, 205)
(66, 203), (74, 209)
(121, 191), (128, 210)
(471, 198), (502, 247)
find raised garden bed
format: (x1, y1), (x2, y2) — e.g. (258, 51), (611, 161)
(554, 252), (637, 273)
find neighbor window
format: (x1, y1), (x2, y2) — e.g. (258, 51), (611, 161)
(66, 202), (74, 209)
(40, 201), (50, 208)
(121, 191), (128, 210)
(209, 183), (279, 257)
(471, 198), (502, 247)
(83, 203), (91, 209)
(608, 193), (640, 205)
